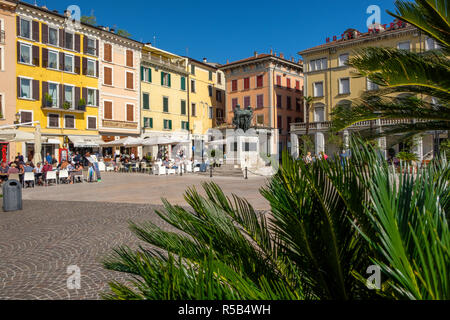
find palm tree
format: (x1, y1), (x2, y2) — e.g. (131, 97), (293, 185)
(103, 138), (449, 300)
(331, 0), (450, 138)
(304, 96), (314, 136)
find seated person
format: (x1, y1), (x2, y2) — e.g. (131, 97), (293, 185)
(42, 161), (54, 180)
(34, 162), (43, 185)
(0, 162), (9, 182)
(23, 162), (35, 187)
(8, 163), (20, 174)
(69, 163), (83, 184)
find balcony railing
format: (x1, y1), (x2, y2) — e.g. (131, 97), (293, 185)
(291, 119), (423, 133)
(0, 31), (4, 44)
(142, 53), (186, 73)
(41, 103), (87, 113)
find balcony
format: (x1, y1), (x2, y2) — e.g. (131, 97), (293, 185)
(41, 102), (87, 113)
(0, 31), (4, 44)
(102, 119), (138, 130)
(142, 53), (187, 74)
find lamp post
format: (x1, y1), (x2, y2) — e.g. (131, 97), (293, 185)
(14, 112), (20, 125)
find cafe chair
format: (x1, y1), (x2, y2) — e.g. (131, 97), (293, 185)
(58, 170), (69, 184)
(45, 171), (58, 186)
(23, 172), (35, 188)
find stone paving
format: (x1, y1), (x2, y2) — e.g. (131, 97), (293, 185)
(0, 173), (271, 300)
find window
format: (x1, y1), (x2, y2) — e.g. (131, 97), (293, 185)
(86, 38), (96, 56)
(296, 98), (302, 112)
(191, 80), (196, 93)
(208, 107), (213, 119)
(20, 18), (31, 39)
(87, 88), (96, 106)
(163, 97), (169, 113)
(295, 80), (300, 91)
(0, 48), (2, 71)
(181, 100), (186, 115)
(425, 37), (440, 51)
(104, 67), (113, 85)
(126, 104), (134, 122)
(86, 59), (96, 76)
(48, 50), (58, 69)
(141, 67), (152, 82)
(181, 121), (189, 130)
(244, 77), (250, 90)
(313, 82), (324, 97)
(65, 32), (74, 50)
(124, 50), (133, 67)
(232, 98), (238, 110)
(277, 116), (282, 133)
(126, 72), (134, 89)
(257, 94), (264, 109)
(277, 95), (282, 108)
(209, 71), (213, 81)
(64, 85), (74, 109)
(87, 117), (97, 130)
(314, 106), (325, 122)
(244, 96), (251, 108)
(144, 117), (153, 128)
(48, 82), (58, 107)
(48, 114), (59, 128)
(287, 96), (292, 110)
(398, 41), (410, 51)
(20, 111), (32, 125)
(104, 101), (113, 120)
(20, 78), (31, 99)
(287, 117), (292, 130)
(338, 53), (349, 67)
(256, 75), (263, 88)
(0, 94), (3, 117)
(286, 78), (291, 89)
(276, 75), (282, 86)
(163, 119), (172, 130)
(367, 78), (379, 91)
(160, 72), (171, 87)
(64, 115), (75, 129)
(19, 43), (31, 64)
(232, 80), (238, 91)
(191, 64), (195, 75)
(256, 115), (264, 125)
(208, 85), (213, 97)
(217, 73), (222, 85)
(143, 93), (150, 110)
(309, 58), (327, 71)
(64, 54), (74, 73)
(48, 27), (58, 46)
(339, 78), (350, 94)
(181, 77), (186, 90)
(191, 103), (196, 117)
(104, 43), (112, 62)
(216, 90), (222, 102)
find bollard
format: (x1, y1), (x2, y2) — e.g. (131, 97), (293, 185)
(210, 165), (213, 178)
(245, 167), (248, 180)
(180, 164), (183, 176)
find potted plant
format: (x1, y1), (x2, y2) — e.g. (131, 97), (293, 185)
(44, 93), (53, 107)
(78, 98), (86, 110)
(62, 101), (71, 110)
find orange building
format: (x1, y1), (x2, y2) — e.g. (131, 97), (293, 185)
(220, 51), (304, 156)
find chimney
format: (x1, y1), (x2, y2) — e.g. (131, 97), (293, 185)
(298, 59), (303, 65)
(270, 49), (273, 55)
(226, 59), (229, 64)
(110, 28), (115, 33)
(64, 10), (71, 18)
(291, 57), (295, 62)
(254, 51), (258, 58)
(203, 58), (207, 63)
(280, 53), (284, 59)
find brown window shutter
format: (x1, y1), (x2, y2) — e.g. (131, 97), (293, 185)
(42, 23), (48, 43)
(104, 43), (111, 61)
(75, 34), (80, 52)
(96, 40), (99, 57)
(74, 56), (80, 74)
(32, 45), (40, 66)
(75, 87), (80, 108)
(104, 67), (112, 85)
(17, 77), (20, 98)
(42, 48), (48, 68)
(83, 35), (88, 54)
(96, 90), (99, 107)
(82, 57), (87, 75)
(42, 81), (48, 106)
(126, 104), (133, 122)
(16, 16), (20, 36)
(96, 60), (99, 78)
(82, 87), (87, 101)
(104, 101), (112, 120)
(17, 42), (20, 62)
(59, 84), (64, 107)
(126, 50), (133, 67)
(32, 21), (39, 42)
(126, 72), (133, 89)
(32, 80), (40, 101)
(59, 29), (64, 47)
(59, 52), (64, 70)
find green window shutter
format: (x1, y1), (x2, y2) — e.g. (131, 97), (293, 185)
(143, 93), (149, 110)
(168, 74), (171, 87)
(144, 117), (148, 128)
(181, 77), (186, 90)
(161, 72), (164, 85)
(181, 100), (186, 115)
(163, 97), (168, 113)
(149, 68), (152, 82)
(141, 66), (144, 81)
(186, 122), (189, 130)
(150, 118), (153, 128)
(169, 120), (172, 130)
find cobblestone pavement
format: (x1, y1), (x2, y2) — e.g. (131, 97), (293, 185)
(0, 200), (174, 300)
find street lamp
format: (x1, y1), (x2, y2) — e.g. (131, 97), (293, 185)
(14, 112), (21, 125)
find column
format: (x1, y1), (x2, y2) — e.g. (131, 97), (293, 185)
(378, 137), (387, 160)
(315, 132), (325, 155)
(413, 135), (424, 162)
(290, 133), (299, 159)
(343, 130), (350, 151)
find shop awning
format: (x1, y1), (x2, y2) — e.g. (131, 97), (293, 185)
(100, 137), (144, 147)
(68, 136), (103, 148)
(45, 138), (61, 145)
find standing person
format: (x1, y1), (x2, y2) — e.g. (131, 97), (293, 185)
(85, 152), (101, 183)
(304, 152), (313, 165)
(17, 153), (24, 163)
(130, 152), (135, 161)
(46, 153), (52, 164)
(51, 155), (58, 166)
(74, 151), (81, 164)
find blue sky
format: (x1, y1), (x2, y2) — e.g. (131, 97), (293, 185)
(25, 0), (398, 63)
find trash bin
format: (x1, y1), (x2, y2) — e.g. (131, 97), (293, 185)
(200, 163), (207, 172)
(3, 180), (22, 212)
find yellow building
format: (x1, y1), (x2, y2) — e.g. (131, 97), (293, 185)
(15, 3), (101, 162)
(291, 21), (443, 160)
(140, 44), (189, 158)
(187, 58), (225, 158)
